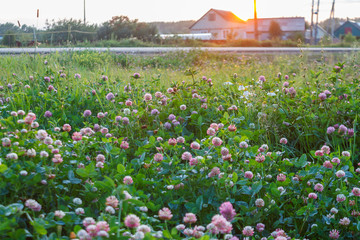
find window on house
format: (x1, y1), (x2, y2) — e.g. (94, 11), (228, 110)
(209, 13), (216, 21)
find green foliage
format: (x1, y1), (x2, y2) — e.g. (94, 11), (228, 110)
(0, 22), (20, 34)
(269, 21), (283, 40)
(2, 31), (16, 47)
(97, 16), (158, 42)
(320, 35), (332, 45)
(44, 18), (98, 44)
(0, 51), (359, 239)
(70, 51), (113, 68)
(288, 31), (305, 42)
(343, 32), (357, 44)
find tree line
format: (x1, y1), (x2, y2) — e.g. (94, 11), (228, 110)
(0, 16), (158, 46)
(1, 17), (359, 46)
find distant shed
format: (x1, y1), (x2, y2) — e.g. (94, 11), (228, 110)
(305, 25), (330, 43)
(334, 21), (360, 39)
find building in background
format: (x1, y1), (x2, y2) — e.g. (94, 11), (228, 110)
(334, 20), (360, 39)
(189, 9), (246, 40)
(190, 9), (305, 41)
(245, 17), (305, 40)
(305, 25), (330, 43)
(159, 33), (212, 40)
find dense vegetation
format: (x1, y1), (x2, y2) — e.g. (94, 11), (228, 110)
(0, 17), (359, 48)
(0, 51), (360, 239)
(0, 17), (158, 47)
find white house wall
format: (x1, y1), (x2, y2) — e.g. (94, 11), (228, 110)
(246, 18), (305, 32)
(190, 9), (305, 41)
(190, 9), (245, 40)
(191, 29), (246, 40)
(246, 18), (305, 37)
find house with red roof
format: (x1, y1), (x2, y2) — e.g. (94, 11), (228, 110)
(189, 9), (246, 40)
(190, 9), (305, 41)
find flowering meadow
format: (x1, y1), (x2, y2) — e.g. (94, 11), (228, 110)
(1, 51), (360, 240)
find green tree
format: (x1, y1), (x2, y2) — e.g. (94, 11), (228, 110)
(343, 32), (356, 44)
(226, 29), (238, 41)
(133, 22), (158, 42)
(269, 21), (282, 39)
(107, 16), (137, 39)
(2, 31), (16, 46)
(44, 19), (97, 45)
(98, 16), (158, 42)
(97, 22), (112, 40)
(0, 23), (20, 35)
(288, 31), (304, 42)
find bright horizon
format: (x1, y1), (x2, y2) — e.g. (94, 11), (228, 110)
(0, 0), (359, 28)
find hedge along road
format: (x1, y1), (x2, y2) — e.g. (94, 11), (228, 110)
(0, 47), (359, 55)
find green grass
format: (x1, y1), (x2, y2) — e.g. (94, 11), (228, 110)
(1, 50), (360, 239)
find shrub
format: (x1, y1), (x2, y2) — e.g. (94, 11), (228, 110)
(2, 31), (16, 47)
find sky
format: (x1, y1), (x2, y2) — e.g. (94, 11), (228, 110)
(0, 0), (359, 28)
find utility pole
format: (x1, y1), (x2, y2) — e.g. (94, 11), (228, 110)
(254, 0), (258, 40)
(310, 0), (314, 45)
(330, 0), (335, 42)
(314, 0), (320, 45)
(84, 0), (86, 24)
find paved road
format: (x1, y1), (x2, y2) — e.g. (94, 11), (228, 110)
(0, 47), (359, 54)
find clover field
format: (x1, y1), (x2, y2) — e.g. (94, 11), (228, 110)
(1, 50), (360, 240)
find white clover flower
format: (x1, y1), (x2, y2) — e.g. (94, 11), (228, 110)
(139, 206), (148, 212)
(73, 198), (82, 205)
(243, 91), (250, 98)
(105, 206), (115, 214)
(123, 108), (131, 115)
(224, 234), (234, 240)
(134, 231), (145, 240)
(223, 82), (234, 86)
(330, 208), (338, 214)
(75, 208), (85, 215)
(154, 231), (163, 238)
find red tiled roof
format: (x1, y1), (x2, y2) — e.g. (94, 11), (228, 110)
(212, 9), (245, 23)
(189, 8), (244, 29)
